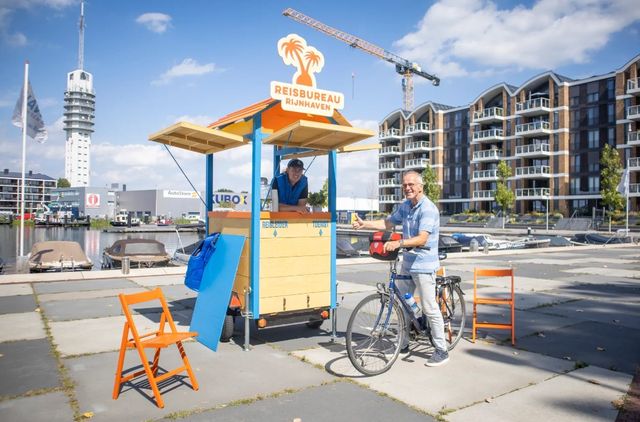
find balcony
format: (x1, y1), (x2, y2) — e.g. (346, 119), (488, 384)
(515, 143), (550, 158)
(628, 77), (640, 95)
(379, 178), (401, 187)
(405, 122), (431, 135)
(516, 187), (550, 199)
(378, 128), (402, 139)
(379, 162), (399, 171)
(627, 105), (640, 121)
(630, 183), (640, 197)
(404, 141), (431, 153)
(629, 157), (640, 171)
(515, 165), (551, 178)
(472, 190), (494, 201)
(379, 194), (401, 203)
(515, 121), (551, 137)
(472, 107), (504, 124)
(380, 146), (400, 156)
(472, 149), (502, 163)
(404, 158), (429, 169)
(627, 131), (640, 146)
(471, 169), (498, 181)
(515, 97), (551, 116)
(472, 128), (504, 143)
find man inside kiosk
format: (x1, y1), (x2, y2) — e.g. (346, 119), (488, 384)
(272, 159), (310, 213)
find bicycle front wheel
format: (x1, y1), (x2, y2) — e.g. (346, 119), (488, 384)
(346, 293), (405, 376)
(440, 284), (466, 350)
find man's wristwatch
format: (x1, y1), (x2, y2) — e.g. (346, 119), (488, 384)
(399, 239), (404, 248)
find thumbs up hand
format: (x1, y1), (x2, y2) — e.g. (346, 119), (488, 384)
(352, 214), (366, 230)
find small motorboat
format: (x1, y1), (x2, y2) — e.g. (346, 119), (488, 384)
(28, 241), (93, 272)
(439, 235), (463, 253)
(102, 239), (171, 269)
(570, 232), (633, 245)
(171, 239), (203, 266)
(451, 233), (512, 250)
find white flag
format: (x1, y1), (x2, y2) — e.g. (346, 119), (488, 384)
(617, 167), (629, 196)
(12, 82), (48, 142)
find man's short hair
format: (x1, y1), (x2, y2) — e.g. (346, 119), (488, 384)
(287, 159), (304, 169)
(403, 171), (423, 184)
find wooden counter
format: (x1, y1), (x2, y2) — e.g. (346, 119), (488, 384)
(208, 211), (332, 315)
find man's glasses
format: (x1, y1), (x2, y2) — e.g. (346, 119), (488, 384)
(402, 183), (421, 188)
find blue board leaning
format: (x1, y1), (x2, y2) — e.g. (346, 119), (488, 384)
(190, 234), (245, 352)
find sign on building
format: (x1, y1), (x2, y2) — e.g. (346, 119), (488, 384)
(85, 193), (100, 208)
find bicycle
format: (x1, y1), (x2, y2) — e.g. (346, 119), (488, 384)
(345, 248), (466, 376)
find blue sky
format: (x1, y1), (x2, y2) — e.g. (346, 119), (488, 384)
(1, 0), (639, 197)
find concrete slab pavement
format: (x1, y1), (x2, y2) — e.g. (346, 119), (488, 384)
(0, 391), (74, 422)
(447, 366), (632, 422)
(0, 311), (46, 342)
(0, 338), (60, 397)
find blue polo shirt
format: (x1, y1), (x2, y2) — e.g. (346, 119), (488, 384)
(386, 196), (439, 274)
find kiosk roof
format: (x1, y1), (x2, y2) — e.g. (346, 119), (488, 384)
(263, 120), (375, 151)
(148, 121), (246, 154)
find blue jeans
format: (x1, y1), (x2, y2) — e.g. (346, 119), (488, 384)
(397, 272), (446, 352)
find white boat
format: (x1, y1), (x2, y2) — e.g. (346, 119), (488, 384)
(111, 211), (140, 227)
(29, 241), (93, 272)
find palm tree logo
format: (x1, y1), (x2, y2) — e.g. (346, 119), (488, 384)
(277, 34), (325, 87)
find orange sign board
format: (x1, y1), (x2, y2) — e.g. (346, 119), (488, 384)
(270, 34), (344, 117)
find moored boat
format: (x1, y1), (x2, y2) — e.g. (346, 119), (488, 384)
(102, 239), (171, 269)
(28, 241), (93, 272)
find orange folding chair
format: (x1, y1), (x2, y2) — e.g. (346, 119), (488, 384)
(472, 268), (516, 346)
(113, 288), (199, 408)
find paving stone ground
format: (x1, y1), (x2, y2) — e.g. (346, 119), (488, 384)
(0, 244), (637, 421)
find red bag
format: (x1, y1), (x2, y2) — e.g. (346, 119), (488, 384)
(369, 231), (402, 261)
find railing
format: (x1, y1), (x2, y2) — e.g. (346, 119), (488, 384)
(405, 122), (430, 134)
(379, 194), (401, 202)
(515, 165), (551, 176)
(473, 128), (504, 141)
(629, 157), (640, 168)
(628, 77), (639, 93)
(379, 178), (400, 187)
(628, 131), (640, 144)
(405, 141), (430, 151)
(628, 105), (640, 118)
(473, 107), (504, 121)
(516, 187), (550, 197)
(515, 143), (550, 155)
(516, 97), (550, 112)
(472, 149), (502, 161)
(379, 162), (398, 170)
(630, 183), (640, 194)
(378, 128), (401, 138)
(515, 120), (550, 135)
(404, 158), (429, 168)
(472, 169), (498, 179)
(473, 190), (494, 199)
(380, 146), (400, 155)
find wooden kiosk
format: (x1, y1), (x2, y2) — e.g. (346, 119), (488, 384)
(149, 98), (375, 348)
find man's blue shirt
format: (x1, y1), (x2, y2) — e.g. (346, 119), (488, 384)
(386, 196), (439, 274)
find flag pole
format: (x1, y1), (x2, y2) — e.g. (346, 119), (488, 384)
(19, 61), (29, 258)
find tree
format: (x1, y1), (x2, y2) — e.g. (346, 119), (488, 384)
(57, 178), (70, 188)
(217, 188), (233, 192)
(494, 160), (515, 229)
(421, 166), (441, 205)
(307, 179), (328, 210)
(600, 144), (624, 231)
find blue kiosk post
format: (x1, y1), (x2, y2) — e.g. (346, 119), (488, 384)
(148, 100), (376, 352)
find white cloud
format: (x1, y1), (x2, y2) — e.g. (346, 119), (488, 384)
(152, 58), (217, 85)
(396, 0), (640, 78)
(6, 31), (27, 46)
(135, 12), (172, 34)
(0, 0), (75, 8)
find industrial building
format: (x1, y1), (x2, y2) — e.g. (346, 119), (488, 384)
(50, 186), (115, 218)
(116, 189), (205, 222)
(378, 54), (640, 216)
(0, 169), (56, 216)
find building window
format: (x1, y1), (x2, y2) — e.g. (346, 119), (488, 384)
(586, 107), (598, 126)
(455, 167), (462, 181)
(586, 92), (599, 103)
(608, 103), (615, 124)
(607, 79), (614, 99)
(588, 176), (599, 192)
(608, 127), (615, 145)
(588, 130), (599, 148)
(588, 151), (599, 172)
(571, 155), (581, 172)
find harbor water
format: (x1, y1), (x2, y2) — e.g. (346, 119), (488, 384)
(0, 225), (203, 274)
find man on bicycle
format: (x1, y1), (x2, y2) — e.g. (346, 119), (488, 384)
(352, 170), (448, 367)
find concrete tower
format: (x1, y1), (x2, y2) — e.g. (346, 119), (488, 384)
(63, 0), (94, 187)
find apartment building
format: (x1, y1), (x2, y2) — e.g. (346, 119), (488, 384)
(0, 169), (56, 215)
(378, 54), (640, 216)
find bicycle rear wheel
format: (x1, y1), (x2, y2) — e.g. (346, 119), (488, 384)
(440, 284), (466, 350)
(346, 293), (405, 376)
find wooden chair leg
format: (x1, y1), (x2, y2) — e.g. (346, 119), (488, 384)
(134, 346), (164, 408)
(176, 341), (199, 391)
(112, 323), (130, 400)
(472, 304), (477, 343)
(151, 348), (161, 376)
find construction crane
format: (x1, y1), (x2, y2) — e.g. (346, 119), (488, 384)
(283, 8), (440, 111)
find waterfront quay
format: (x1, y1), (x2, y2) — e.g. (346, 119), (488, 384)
(0, 244), (638, 421)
